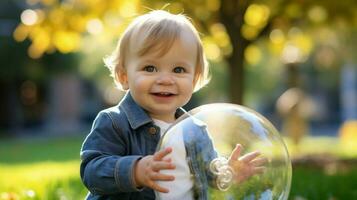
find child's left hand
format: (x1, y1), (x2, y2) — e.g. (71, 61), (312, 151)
(228, 144), (267, 184)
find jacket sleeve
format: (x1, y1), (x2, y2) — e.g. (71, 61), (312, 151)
(198, 126), (219, 189)
(80, 111), (142, 195)
(184, 119), (219, 190)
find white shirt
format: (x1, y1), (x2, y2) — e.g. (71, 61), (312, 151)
(153, 119), (194, 200)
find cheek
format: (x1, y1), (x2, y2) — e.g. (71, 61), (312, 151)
(130, 76), (150, 89)
(180, 77), (195, 91)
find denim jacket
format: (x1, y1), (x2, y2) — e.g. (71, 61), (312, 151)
(80, 92), (218, 200)
(181, 119), (218, 199)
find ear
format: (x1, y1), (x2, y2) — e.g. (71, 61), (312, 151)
(116, 66), (129, 90)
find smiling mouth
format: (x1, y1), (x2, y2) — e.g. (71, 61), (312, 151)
(151, 92), (176, 97)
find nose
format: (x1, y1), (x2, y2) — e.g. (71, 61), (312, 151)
(156, 72), (175, 85)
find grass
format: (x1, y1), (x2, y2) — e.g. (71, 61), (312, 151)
(0, 161), (86, 200)
(0, 136), (83, 164)
(290, 167), (357, 199)
(1, 135), (357, 199)
(284, 136), (357, 159)
(0, 135), (87, 200)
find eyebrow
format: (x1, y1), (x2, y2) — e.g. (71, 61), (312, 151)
(139, 59), (158, 65)
(174, 61), (194, 69)
(139, 58), (194, 69)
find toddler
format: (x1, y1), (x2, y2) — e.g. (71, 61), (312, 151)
(80, 10), (266, 200)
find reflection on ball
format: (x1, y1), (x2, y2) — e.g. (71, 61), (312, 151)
(157, 103), (292, 200)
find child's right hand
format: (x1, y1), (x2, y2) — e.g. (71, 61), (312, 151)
(134, 147), (176, 193)
(228, 144), (267, 184)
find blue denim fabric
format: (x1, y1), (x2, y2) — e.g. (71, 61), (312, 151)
(80, 92), (218, 200)
(182, 118), (218, 200)
(81, 92), (163, 200)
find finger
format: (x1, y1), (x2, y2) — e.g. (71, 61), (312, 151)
(153, 147), (172, 161)
(148, 181), (170, 193)
(250, 157), (268, 166)
(253, 166), (266, 174)
(239, 151), (261, 162)
(162, 157), (172, 162)
(149, 172), (175, 181)
(152, 161), (176, 171)
(229, 144), (243, 161)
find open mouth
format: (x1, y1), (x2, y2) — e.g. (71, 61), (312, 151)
(151, 92), (176, 97)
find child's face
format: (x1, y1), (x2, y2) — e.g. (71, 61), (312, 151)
(120, 31), (197, 122)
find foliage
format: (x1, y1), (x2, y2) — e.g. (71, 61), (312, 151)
(13, 0), (140, 59)
(13, 0), (357, 105)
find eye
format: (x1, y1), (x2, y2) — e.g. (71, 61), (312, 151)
(143, 65), (157, 72)
(173, 66), (186, 73)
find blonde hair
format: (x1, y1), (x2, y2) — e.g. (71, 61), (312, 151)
(104, 10), (210, 92)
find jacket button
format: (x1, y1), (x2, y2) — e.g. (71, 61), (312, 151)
(149, 127), (157, 135)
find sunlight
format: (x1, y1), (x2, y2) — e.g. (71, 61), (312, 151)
(270, 29), (285, 44)
(209, 23), (232, 56)
(339, 120), (357, 157)
(244, 4), (270, 28)
(119, 0), (139, 18)
(86, 18), (104, 35)
(53, 31), (81, 53)
(21, 9), (38, 26)
(13, 24), (30, 42)
(308, 5), (328, 23)
(245, 44), (262, 65)
(241, 24), (259, 41)
(204, 42), (221, 61)
(281, 44), (302, 64)
(288, 27), (313, 56)
(0, 161), (80, 199)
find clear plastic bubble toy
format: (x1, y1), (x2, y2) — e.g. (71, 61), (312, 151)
(157, 103), (292, 200)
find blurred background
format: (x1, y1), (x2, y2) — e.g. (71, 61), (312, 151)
(0, 0), (356, 199)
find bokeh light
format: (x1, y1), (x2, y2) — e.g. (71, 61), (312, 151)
(86, 19), (104, 35)
(21, 9), (38, 26)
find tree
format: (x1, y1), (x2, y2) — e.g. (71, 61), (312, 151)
(14, 0), (357, 105)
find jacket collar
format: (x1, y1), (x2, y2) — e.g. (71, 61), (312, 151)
(119, 92), (186, 130)
(119, 92), (152, 129)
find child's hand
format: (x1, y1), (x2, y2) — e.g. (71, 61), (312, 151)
(134, 147), (176, 193)
(228, 144), (267, 184)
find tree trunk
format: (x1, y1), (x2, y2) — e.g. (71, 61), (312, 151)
(219, 0), (249, 105)
(227, 37), (248, 105)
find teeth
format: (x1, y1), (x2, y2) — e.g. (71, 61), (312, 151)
(155, 92), (172, 96)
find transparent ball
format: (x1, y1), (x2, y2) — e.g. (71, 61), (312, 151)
(156, 103), (292, 200)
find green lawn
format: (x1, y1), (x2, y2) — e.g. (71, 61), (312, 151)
(0, 136), (87, 200)
(290, 167), (357, 199)
(1, 136), (357, 199)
